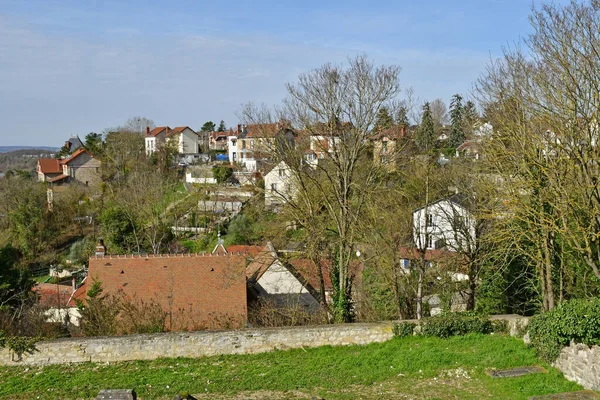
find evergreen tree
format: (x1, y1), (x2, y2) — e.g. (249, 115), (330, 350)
(84, 132), (104, 156)
(462, 100), (480, 134)
(416, 102), (436, 151)
(449, 94), (465, 148)
(217, 120), (227, 132)
(200, 121), (216, 132)
(374, 106), (394, 131)
(395, 105), (410, 128)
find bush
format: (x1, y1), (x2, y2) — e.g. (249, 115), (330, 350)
(528, 298), (600, 362)
(420, 312), (492, 338)
(393, 322), (416, 338)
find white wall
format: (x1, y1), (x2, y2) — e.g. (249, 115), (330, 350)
(256, 260), (320, 309)
(264, 161), (295, 207)
(179, 128), (199, 155)
(413, 200), (475, 251)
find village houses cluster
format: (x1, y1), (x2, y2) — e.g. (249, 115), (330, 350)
(34, 121), (482, 329)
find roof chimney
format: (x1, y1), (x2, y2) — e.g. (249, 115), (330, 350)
(237, 124), (241, 135)
(146, 126), (150, 136)
(95, 239), (106, 257)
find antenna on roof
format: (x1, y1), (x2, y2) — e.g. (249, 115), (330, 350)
(211, 224), (227, 254)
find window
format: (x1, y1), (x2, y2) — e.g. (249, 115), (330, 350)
(271, 183), (278, 191)
(279, 168), (285, 178)
(242, 140), (246, 149)
(95, 167), (99, 173)
(427, 214), (433, 226)
(250, 140), (255, 149)
(427, 235), (433, 249)
(453, 215), (465, 231)
(382, 141), (388, 153)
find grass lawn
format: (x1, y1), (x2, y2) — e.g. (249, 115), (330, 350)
(0, 334), (583, 400)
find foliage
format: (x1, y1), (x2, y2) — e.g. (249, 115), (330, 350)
(448, 93), (464, 148)
(0, 335), (580, 400)
(211, 165), (233, 184)
(420, 312), (492, 338)
(0, 244), (33, 309)
(416, 102), (435, 151)
(84, 132), (103, 156)
(248, 298), (328, 327)
(374, 106), (394, 131)
(200, 121), (216, 132)
(77, 281), (120, 337)
(217, 120), (227, 132)
(227, 214), (255, 245)
(392, 321), (416, 338)
(528, 298), (600, 362)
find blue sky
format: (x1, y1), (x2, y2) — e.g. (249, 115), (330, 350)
(0, 0), (565, 146)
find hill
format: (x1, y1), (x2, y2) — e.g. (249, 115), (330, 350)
(0, 146), (59, 153)
(0, 148), (58, 173)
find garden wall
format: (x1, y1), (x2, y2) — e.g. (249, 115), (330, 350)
(554, 342), (600, 391)
(0, 322), (394, 366)
(0, 315), (529, 366)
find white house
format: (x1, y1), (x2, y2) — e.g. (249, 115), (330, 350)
(413, 193), (476, 251)
(246, 244), (324, 310)
(264, 161), (296, 207)
(145, 126), (199, 156)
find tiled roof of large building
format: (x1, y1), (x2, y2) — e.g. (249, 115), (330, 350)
(37, 158), (62, 174)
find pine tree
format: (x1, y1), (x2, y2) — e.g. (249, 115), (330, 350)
(374, 106), (394, 131)
(200, 121), (216, 132)
(449, 94), (465, 148)
(462, 101), (480, 135)
(395, 105), (410, 128)
(416, 102), (436, 151)
(217, 120), (226, 132)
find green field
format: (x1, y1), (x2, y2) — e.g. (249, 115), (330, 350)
(0, 334), (583, 399)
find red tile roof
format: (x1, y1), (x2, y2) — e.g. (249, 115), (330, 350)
(226, 245), (265, 257)
(245, 250), (277, 281)
(67, 279), (87, 307)
(171, 126), (196, 134)
(398, 247), (458, 262)
(287, 258), (333, 292)
(37, 158), (63, 174)
(88, 253), (247, 330)
(148, 126), (170, 137)
(34, 283), (73, 308)
(46, 174), (69, 183)
(243, 123), (279, 138)
(63, 148), (96, 165)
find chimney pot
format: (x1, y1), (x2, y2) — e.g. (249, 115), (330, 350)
(146, 126), (150, 136)
(95, 239), (106, 257)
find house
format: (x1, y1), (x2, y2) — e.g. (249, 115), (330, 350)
(371, 125), (406, 170)
(44, 148), (102, 186)
(413, 193), (475, 251)
(245, 243), (330, 310)
(228, 123), (286, 172)
(456, 140), (482, 160)
(33, 282), (82, 326)
(37, 158), (63, 182)
(145, 126), (200, 156)
(64, 136), (84, 153)
(264, 161), (296, 207)
(211, 129), (233, 151)
(85, 246), (248, 331)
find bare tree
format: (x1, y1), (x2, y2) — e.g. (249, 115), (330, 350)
(430, 98), (449, 127)
(123, 116), (156, 135)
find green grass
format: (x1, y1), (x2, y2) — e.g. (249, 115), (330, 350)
(0, 334), (583, 399)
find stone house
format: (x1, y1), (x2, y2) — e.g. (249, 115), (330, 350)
(43, 148), (102, 186)
(145, 126), (200, 156)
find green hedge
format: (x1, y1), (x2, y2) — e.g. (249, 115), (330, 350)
(528, 298), (600, 362)
(420, 312), (492, 338)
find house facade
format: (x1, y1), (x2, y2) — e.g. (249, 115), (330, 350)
(264, 161), (296, 207)
(40, 149), (101, 186)
(413, 194), (475, 251)
(229, 123), (281, 172)
(145, 126), (200, 156)
(371, 125), (406, 170)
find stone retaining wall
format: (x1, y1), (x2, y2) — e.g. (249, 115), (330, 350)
(0, 322), (394, 366)
(553, 342), (600, 391)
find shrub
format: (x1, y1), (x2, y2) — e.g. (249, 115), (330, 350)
(420, 312), (492, 338)
(528, 298), (600, 362)
(393, 322), (416, 338)
(490, 319), (509, 335)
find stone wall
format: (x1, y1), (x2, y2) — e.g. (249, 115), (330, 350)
(553, 342), (600, 391)
(0, 322), (394, 366)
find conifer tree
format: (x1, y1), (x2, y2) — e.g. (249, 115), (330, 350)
(374, 106), (394, 131)
(395, 105), (410, 128)
(217, 120), (227, 132)
(449, 94), (465, 148)
(416, 102), (436, 151)
(462, 100), (479, 134)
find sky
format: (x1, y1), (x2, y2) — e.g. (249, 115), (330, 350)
(0, 0), (567, 146)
